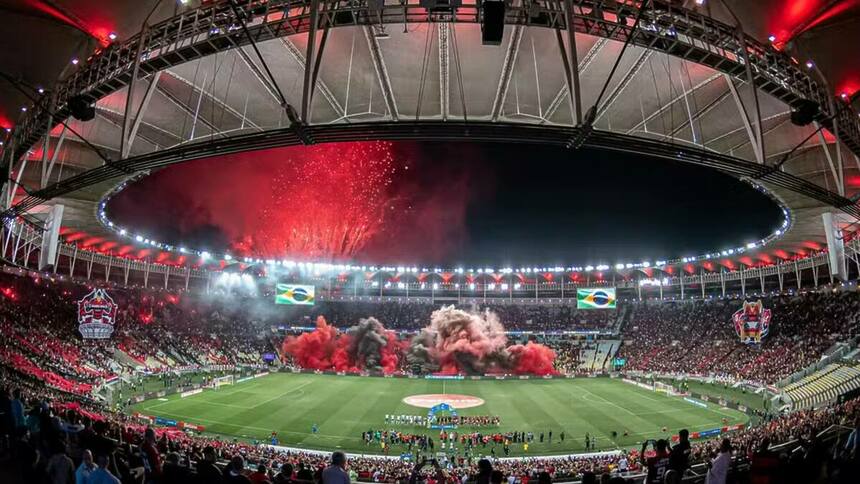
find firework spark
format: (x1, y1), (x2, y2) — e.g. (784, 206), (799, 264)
(107, 141), (476, 262)
(232, 142), (398, 259)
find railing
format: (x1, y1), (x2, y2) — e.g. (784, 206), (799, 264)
(9, 0), (859, 163)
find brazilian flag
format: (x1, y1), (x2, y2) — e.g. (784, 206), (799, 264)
(275, 284), (315, 305)
(576, 288), (616, 309)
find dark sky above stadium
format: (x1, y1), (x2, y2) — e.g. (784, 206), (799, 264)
(107, 141), (783, 266)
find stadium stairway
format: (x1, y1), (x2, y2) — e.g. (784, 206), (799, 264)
(599, 340), (621, 370)
(613, 305), (633, 333)
(112, 347), (145, 370)
(782, 363), (860, 409)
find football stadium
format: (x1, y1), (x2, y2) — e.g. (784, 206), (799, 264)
(2, 1), (860, 484)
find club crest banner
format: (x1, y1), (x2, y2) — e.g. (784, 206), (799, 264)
(78, 289), (118, 339)
(732, 300), (771, 345)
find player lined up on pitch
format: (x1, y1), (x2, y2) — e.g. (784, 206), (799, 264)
(362, 428), (570, 456)
(385, 414), (501, 427)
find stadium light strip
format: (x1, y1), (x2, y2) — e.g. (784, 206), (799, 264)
(96, 186), (792, 275)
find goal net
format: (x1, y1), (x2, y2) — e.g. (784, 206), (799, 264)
(654, 381), (677, 395)
(212, 375), (234, 389)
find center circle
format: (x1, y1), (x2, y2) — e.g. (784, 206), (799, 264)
(403, 394), (485, 409)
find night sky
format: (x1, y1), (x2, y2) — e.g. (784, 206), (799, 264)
(107, 141), (783, 266)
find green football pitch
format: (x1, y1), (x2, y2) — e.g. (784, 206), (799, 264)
(131, 373), (748, 456)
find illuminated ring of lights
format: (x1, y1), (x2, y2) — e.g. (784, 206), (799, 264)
(93, 123), (794, 269)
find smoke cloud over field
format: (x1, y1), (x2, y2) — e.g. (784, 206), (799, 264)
(282, 307), (556, 376)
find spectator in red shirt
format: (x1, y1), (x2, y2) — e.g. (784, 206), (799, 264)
(142, 427), (163, 478)
(640, 439), (671, 484)
(250, 463), (271, 483)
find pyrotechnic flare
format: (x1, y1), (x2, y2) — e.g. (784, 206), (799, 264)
(347, 317), (405, 373)
(282, 316), (353, 371)
(283, 306), (557, 376)
(405, 306), (557, 375)
(281, 315), (405, 374)
(416, 306), (510, 374)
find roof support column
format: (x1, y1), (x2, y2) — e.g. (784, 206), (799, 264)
(121, 25), (148, 161)
(39, 92), (55, 189)
(815, 122), (844, 195)
(301, 0), (320, 123)
(563, 0), (582, 124)
(41, 126), (66, 188)
(123, 72), (162, 159)
(438, 23), (450, 121)
(812, 262), (819, 287)
(363, 26), (399, 120)
(721, 2), (765, 164)
(725, 74), (764, 164)
(70, 245), (77, 277)
(490, 25), (524, 122)
(278, 38), (345, 118)
(795, 260), (801, 289)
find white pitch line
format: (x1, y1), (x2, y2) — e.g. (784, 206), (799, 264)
(578, 388), (637, 416)
(249, 380), (315, 409)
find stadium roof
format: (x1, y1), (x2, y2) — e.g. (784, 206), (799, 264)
(2, 0), (860, 274)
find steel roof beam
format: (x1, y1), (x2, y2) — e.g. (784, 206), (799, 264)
(816, 122), (844, 196)
(164, 70), (261, 132)
(95, 105), (183, 147)
(438, 23), (450, 121)
(626, 73), (722, 135)
(594, 49), (652, 123)
(667, 89), (731, 139)
(41, 126), (66, 188)
(123, 72), (163, 159)
(12, 0), (860, 159)
(544, 37), (607, 123)
(725, 74), (764, 164)
(363, 25), (399, 121)
(278, 37), (346, 120)
(491, 25), (524, 122)
(93, 108), (161, 152)
(236, 46), (283, 106)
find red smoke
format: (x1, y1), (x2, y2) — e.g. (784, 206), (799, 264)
(379, 332), (408, 374)
(282, 316), (355, 372)
(282, 308), (558, 376)
(507, 342), (557, 375)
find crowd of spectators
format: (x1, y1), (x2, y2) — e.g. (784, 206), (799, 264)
(617, 290), (860, 383)
(3, 269), (860, 482)
(0, 270), (273, 387)
(1, 370), (859, 483)
(284, 302), (617, 333)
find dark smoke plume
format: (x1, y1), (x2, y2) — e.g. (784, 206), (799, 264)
(283, 306), (557, 376)
(347, 317), (405, 373)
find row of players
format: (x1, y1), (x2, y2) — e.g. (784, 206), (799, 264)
(362, 429), (571, 454)
(384, 414), (502, 427)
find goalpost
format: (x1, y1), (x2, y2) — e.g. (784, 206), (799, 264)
(212, 375), (235, 389)
(654, 381), (680, 396)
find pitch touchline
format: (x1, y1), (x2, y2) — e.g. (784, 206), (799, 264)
(578, 388), (637, 416)
(249, 380), (315, 409)
(145, 411), (364, 440)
